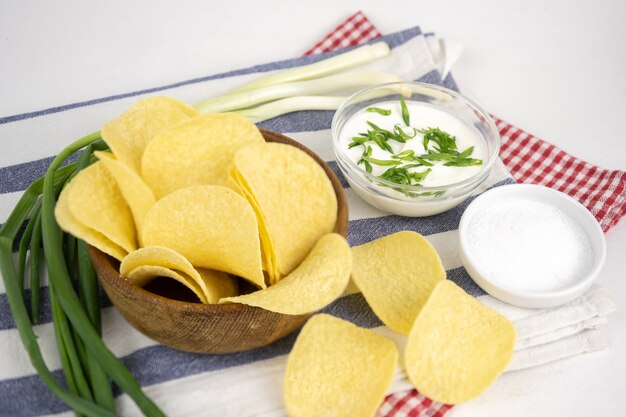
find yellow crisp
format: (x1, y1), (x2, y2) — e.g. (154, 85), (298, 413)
(227, 167), (279, 280)
(125, 265), (208, 304)
(284, 314), (398, 417)
(121, 246), (239, 303)
(66, 161), (137, 253)
(55, 181), (127, 261)
(219, 234), (351, 314)
(141, 185), (265, 288)
(230, 142), (337, 282)
(405, 280), (516, 404)
(196, 268), (239, 304)
(101, 96), (197, 174)
(350, 231), (445, 335)
(141, 113), (264, 199)
(95, 151), (155, 241)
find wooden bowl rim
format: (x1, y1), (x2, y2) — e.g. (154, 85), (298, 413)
(91, 128), (349, 315)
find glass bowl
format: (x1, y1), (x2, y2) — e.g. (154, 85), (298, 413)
(331, 82), (500, 217)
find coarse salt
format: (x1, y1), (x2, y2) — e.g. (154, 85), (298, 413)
(465, 199), (594, 293)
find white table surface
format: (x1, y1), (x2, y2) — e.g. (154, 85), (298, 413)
(1, 0), (624, 416)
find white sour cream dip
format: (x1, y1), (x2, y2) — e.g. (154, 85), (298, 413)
(338, 100), (487, 186)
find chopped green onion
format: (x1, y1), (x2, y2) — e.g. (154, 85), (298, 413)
(366, 107), (391, 116)
(360, 155), (403, 166)
(400, 96), (410, 126)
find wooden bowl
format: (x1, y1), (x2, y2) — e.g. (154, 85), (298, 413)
(90, 129), (348, 354)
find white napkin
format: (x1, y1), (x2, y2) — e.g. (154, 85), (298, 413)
(485, 285), (616, 371)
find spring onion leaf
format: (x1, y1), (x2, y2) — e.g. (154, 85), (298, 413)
(366, 107), (391, 116)
(400, 96), (410, 126)
(195, 71), (402, 114)
(229, 42), (391, 93)
(360, 155), (403, 166)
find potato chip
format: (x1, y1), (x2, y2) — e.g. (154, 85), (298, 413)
(101, 97), (197, 174)
(95, 151), (155, 241)
(125, 265), (208, 303)
(195, 268), (239, 304)
(120, 246), (239, 304)
(405, 280), (516, 404)
(66, 161), (137, 253)
(141, 113), (265, 199)
(227, 166), (279, 280)
(55, 181), (127, 261)
(141, 185), (266, 288)
(219, 233), (350, 314)
(120, 245), (201, 280)
(350, 231), (445, 335)
(230, 142), (337, 282)
(284, 314), (398, 417)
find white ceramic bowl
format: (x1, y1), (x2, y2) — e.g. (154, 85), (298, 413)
(458, 184), (606, 308)
(331, 82), (500, 217)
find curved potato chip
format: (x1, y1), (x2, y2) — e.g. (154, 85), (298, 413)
(55, 181), (127, 261)
(227, 166), (279, 281)
(219, 233), (351, 314)
(101, 97), (197, 174)
(141, 185), (265, 288)
(125, 265), (208, 304)
(95, 151), (156, 241)
(350, 231), (445, 334)
(141, 113), (264, 199)
(120, 246), (239, 304)
(405, 280), (516, 404)
(67, 161), (137, 253)
(284, 314), (398, 417)
(231, 142), (337, 281)
(196, 268), (239, 304)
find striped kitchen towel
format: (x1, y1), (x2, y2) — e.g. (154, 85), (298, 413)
(0, 20), (618, 417)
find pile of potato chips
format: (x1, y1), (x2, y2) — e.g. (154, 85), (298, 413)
(284, 231), (516, 416)
(55, 97), (346, 313)
(55, 96), (516, 416)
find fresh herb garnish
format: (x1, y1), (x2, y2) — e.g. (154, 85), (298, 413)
(400, 96), (410, 126)
(420, 127), (458, 153)
(348, 103), (483, 193)
(366, 107), (392, 116)
(379, 166), (432, 186)
(361, 155), (403, 166)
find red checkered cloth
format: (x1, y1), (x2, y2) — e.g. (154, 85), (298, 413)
(495, 116), (626, 232)
(307, 10), (626, 417)
(305, 11), (382, 55)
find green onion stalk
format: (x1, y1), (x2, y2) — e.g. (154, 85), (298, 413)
(0, 41), (395, 416)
